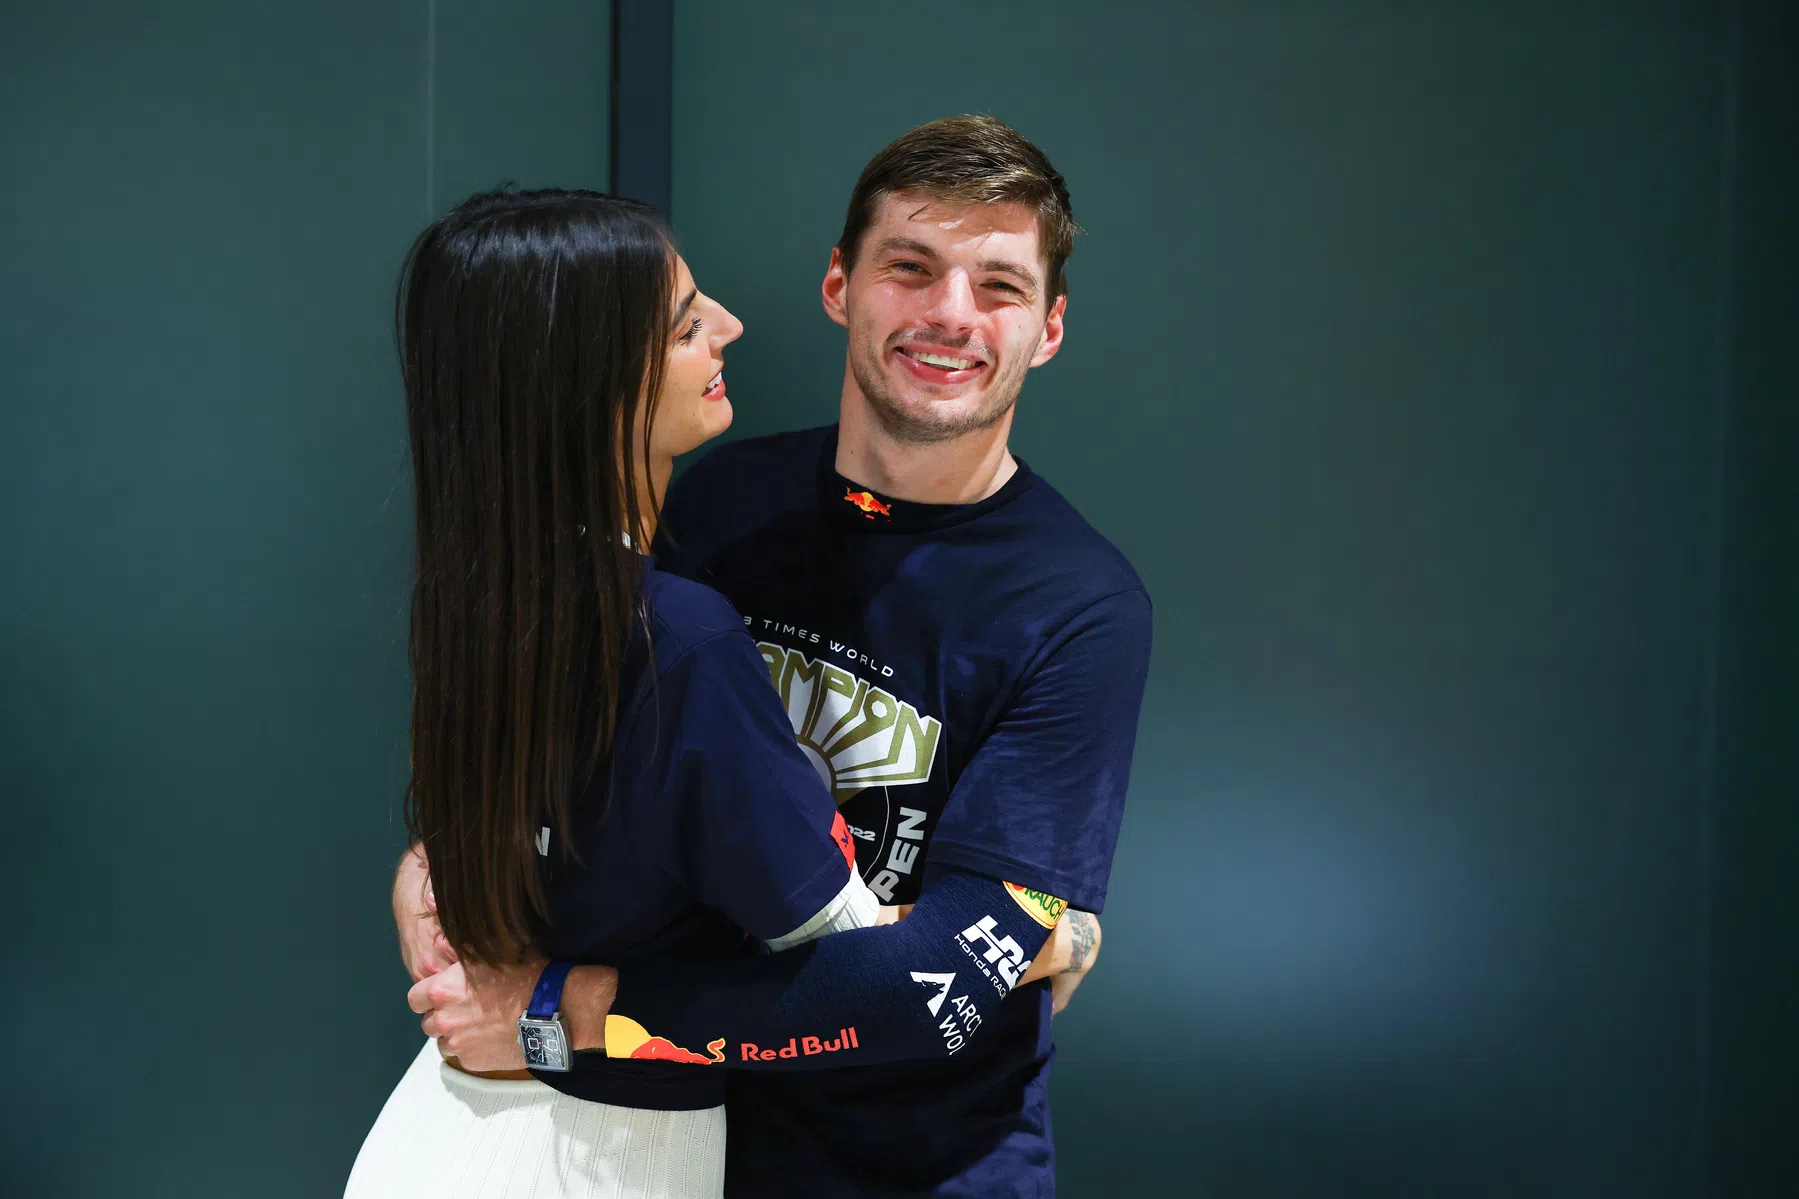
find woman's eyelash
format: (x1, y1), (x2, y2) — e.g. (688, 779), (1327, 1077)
(678, 317), (703, 343)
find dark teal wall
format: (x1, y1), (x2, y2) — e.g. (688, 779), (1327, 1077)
(669, 2), (1782, 1195)
(0, 3), (607, 1194)
(1, 3), (1790, 1196)
(1707, 1), (1799, 1195)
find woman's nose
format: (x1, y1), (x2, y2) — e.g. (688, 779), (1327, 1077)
(714, 302), (745, 347)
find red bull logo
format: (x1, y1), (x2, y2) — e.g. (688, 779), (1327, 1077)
(844, 488), (892, 520)
(605, 1016), (725, 1064)
(741, 1027), (859, 1061)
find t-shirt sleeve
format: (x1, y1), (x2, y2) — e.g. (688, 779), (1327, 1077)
(629, 626), (855, 942)
(925, 587), (1153, 913)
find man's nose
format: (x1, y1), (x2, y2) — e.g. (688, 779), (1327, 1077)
(921, 271), (978, 334)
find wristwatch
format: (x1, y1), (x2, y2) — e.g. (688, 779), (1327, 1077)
(516, 960), (576, 1072)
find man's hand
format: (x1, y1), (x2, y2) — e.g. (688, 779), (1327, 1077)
(409, 958), (541, 1071)
(394, 843), (455, 982)
(408, 958), (620, 1072)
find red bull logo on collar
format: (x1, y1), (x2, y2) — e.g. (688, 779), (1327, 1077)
(844, 488), (892, 519)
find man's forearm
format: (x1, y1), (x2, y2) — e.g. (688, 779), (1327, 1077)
(562, 965), (618, 1051)
(1019, 908), (1098, 985)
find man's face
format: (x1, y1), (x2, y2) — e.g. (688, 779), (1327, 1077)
(823, 192), (1066, 444)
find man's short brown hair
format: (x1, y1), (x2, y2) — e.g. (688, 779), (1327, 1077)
(837, 114), (1080, 301)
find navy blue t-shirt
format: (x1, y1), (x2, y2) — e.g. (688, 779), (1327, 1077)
(656, 426), (1153, 1197)
(531, 564), (856, 1111)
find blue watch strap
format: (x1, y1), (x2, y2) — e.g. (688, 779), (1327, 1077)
(526, 960), (575, 1020)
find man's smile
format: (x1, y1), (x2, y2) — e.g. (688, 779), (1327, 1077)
(893, 342), (989, 386)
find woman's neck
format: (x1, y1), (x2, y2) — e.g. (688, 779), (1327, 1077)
(633, 454), (673, 546)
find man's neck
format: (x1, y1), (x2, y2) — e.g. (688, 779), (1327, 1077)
(835, 383), (1017, 506)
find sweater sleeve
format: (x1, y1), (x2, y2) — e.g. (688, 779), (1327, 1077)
(600, 867), (1063, 1070)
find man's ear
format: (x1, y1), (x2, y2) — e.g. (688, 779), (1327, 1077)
(1029, 293), (1067, 368)
(821, 247), (850, 329)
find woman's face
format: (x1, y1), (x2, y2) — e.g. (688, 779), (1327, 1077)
(647, 255), (744, 459)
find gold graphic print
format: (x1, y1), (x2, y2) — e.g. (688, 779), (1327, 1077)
(758, 642), (942, 804)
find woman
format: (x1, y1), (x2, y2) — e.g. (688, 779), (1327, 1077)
(345, 189), (1087, 1199)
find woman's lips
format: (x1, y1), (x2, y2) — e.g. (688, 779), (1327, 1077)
(893, 346), (986, 386)
(703, 370), (726, 401)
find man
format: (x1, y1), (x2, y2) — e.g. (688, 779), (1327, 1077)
(403, 114), (1152, 1196)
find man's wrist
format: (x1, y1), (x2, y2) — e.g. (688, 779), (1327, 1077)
(558, 965), (618, 1053)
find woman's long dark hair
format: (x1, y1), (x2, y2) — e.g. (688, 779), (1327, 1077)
(398, 188), (674, 965)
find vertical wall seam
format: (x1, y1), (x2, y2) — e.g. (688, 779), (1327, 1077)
(425, 0), (438, 218)
(609, 0), (674, 217)
(608, 0), (621, 194)
(1693, 0), (1742, 1195)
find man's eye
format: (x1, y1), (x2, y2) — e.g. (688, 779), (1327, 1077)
(892, 261), (924, 274)
(989, 281), (1020, 294)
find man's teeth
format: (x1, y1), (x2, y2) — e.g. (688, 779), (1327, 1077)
(907, 350), (979, 371)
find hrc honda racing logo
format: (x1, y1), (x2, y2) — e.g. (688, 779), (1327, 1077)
(957, 915), (1031, 998)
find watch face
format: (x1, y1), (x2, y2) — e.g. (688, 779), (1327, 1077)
(518, 1018), (571, 1071)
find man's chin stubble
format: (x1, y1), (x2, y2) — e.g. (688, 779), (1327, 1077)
(852, 354), (1019, 447)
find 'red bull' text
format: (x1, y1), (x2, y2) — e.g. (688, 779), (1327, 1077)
(740, 1028), (860, 1061)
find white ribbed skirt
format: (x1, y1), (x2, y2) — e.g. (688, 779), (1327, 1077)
(344, 1040), (725, 1199)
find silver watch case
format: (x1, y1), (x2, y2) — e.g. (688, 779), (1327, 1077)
(517, 1013), (573, 1072)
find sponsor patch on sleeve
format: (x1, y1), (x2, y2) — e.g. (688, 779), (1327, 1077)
(828, 811), (856, 870)
(1003, 881), (1067, 928)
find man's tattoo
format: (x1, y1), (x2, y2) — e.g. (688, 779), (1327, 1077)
(1064, 911), (1097, 973)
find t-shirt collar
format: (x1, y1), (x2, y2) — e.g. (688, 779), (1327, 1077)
(816, 424), (1035, 533)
